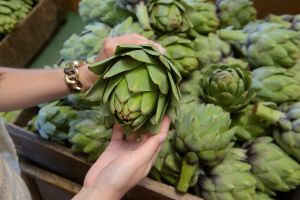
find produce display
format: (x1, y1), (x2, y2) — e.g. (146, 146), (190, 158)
(23, 0), (300, 199)
(0, 0), (37, 39)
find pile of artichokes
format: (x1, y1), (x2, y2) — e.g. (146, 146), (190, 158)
(0, 0), (37, 38)
(26, 0), (300, 199)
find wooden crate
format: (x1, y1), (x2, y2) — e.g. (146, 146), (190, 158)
(6, 109), (202, 200)
(0, 0), (66, 67)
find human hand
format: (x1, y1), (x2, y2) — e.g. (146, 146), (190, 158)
(79, 34), (164, 90)
(73, 116), (171, 200)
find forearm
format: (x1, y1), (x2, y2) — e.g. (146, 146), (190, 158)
(0, 66), (93, 112)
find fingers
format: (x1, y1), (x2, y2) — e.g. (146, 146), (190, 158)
(133, 116), (171, 163)
(112, 123), (124, 141)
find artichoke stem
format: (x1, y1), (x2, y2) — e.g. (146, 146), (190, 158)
(218, 29), (247, 44)
(136, 2), (151, 30)
(253, 103), (285, 124)
(176, 158), (198, 193)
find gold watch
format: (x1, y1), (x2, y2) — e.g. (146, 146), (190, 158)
(64, 60), (85, 93)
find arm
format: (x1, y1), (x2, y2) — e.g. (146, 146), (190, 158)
(0, 66), (94, 112)
(0, 34), (162, 112)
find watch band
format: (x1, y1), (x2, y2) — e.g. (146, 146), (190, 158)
(64, 60), (85, 93)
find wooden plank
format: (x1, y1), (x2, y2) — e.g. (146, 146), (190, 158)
(129, 178), (202, 200)
(20, 161), (81, 197)
(0, 0), (66, 67)
(6, 124), (91, 184)
(253, 0), (300, 18)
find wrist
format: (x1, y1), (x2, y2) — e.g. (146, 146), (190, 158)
(78, 64), (97, 90)
(74, 186), (122, 200)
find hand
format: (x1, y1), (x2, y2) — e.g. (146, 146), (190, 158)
(79, 34), (164, 90)
(73, 116), (171, 200)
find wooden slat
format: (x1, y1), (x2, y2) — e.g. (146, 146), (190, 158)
(6, 124), (91, 184)
(20, 161), (81, 194)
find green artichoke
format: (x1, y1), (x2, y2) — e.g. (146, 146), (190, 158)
(266, 14), (300, 32)
(150, 130), (199, 187)
(32, 101), (78, 143)
(266, 14), (293, 29)
(86, 45), (181, 134)
(0, 110), (20, 123)
(69, 110), (112, 162)
(79, 0), (131, 25)
(65, 93), (98, 110)
(216, 0), (257, 29)
(148, 0), (189, 34)
(0, 0), (35, 35)
(181, 0), (219, 35)
(200, 64), (254, 112)
(194, 33), (232, 68)
(244, 137), (300, 195)
(220, 57), (249, 70)
(288, 59), (300, 83)
(292, 15), (300, 31)
(254, 102), (300, 163)
(231, 105), (271, 141)
(109, 17), (154, 39)
(179, 70), (203, 97)
(256, 192), (274, 200)
(116, 0), (151, 30)
(60, 22), (111, 62)
(199, 148), (257, 200)
(175, 100), (235, 192)
(218, 24), (300, 68)
(252, 66), (300, 103)
(158, 35), (199, 76)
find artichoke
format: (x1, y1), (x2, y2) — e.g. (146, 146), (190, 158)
(69, 110), (112, 162)
(150, 130), (199, 187)
(158, 35), (199, 76)
(86, 45), (181, 134)
(194, 33), (232, 68)
(60, 22), (111, 62)
(181, 0), (219, 35)
(288, 59), (300, 83)
(216, 0), (257, 29)
(174, 100), (235, 192)
(266, 14), (293, 29)
(109, 17), (154, 39)
(116, 0), (151, 30)
(266, 14), (300, 32)
(231, 105), (271, 141)
(220, 57), (249, 70)
(252, 66), (300, 103)
(148, 0), (189, 34)
(199, 148), (257, 200)
(79, 0), (131, 25)
(244, 137), (300, 195)
(292, 15), (300, 32)
(0, 0), (35, 35)
(218, 24), (300, 68)
(32, 101), (78, 143)
(179, 70), (203, 97)
(200, 64), (254, 112)
(65, 93), (98, 110)
(256, 192), (274, 200)
(254, 102), (300, 163)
